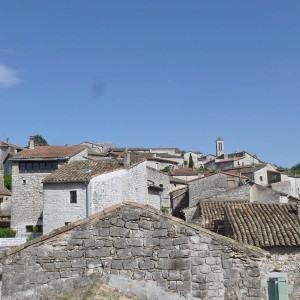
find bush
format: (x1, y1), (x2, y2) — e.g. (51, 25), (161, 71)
(4, 173), (12, 190)
(0, 228), (16, 238)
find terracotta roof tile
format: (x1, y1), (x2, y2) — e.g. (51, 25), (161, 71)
(225, 203), (300, 247)
(199, 201), (248, 231)
(11, 145), (87, 160)
(44, 158), (145, 183)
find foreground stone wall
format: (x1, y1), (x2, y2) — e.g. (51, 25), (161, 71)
(0, 202), (299, 300)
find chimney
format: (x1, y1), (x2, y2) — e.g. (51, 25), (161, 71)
(123, 148), (130, 167)
(29, 136), (35, 150)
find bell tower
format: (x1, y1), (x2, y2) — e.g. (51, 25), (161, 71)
(216, 137), (224, 157)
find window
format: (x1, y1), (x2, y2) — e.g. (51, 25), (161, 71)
(65, 222), (71, 226)
(19, 161), (59, 173)
(260, 176), (263, 181)
(70, 191), (77, 203)
(268, 277), (286, 300)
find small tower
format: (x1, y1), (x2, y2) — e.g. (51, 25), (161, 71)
(216, 137), (224, 157)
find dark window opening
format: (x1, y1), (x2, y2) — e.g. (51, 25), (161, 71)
(70, 191), (77, 203)
(19, 161), (59, 173)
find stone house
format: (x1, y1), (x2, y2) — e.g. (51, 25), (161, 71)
(0, 139), (23, 173)
(42, 158), (171, 234)
(0, 201), (299, 299)
(205, 151), (261, 170)
(10, 142), (88, 237)
(272, 173), (300, 198)
(183, 151), (203, 168)
(223, 163), (280, 186)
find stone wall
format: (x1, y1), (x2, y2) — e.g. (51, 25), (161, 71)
(171, 188), (188, 215)
(146, 167), (171, 208)
(43, 182), (87, 234)
(251, 184), (283, 204)
(1, 202), (292, 300)
(201, 184), (250, 202)
(188, 174), (240, 207)
(11, 162), (50, 236)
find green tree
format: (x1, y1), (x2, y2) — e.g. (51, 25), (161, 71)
(4, 173), (12, 190)
(188, 153), (194, 169)
(33, 134), (49, 146)
(290, 163), (300, 174)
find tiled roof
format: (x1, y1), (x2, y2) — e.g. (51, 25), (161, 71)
(10, 145), (87, 160)
(199, 201), (248, 231)
(223, 164), (268, 173)
(170, 169), (209, 176)
(225, 203), (300, 247)
(44, 158), (145, 183)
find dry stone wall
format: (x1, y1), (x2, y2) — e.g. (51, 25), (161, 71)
(0, 202), (298, 300)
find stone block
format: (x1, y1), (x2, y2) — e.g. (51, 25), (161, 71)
(168, 281), (177, 291)
(123, 259), (138, 270)
(113, 238), (128, 249)
(54, 261), (72, 269)
(139, 259), (155, 270)
(125, 222), (139, 229)
(128, 238), (143, 247)
(157, 249), (169, 258)
(144, 238), (159, 247)
(173, 237), (189, 245)
(71, 259), (86, 268)
(159, 238), (173, 247)
(169, 249), (189, 258)
(152, 229), (168, 238)
(111, 260), (123, 269)
(139, 220), (153, 230)
(109, 227), (130, 237)
(176, 258), (189, 270)
(177, 281), (190, 291)
(181, 270), (191, 281)
(158, 258), (176, 270)
(122, 211), (141, 222)
(68, 250), (83, 258)
(168, 270), (181, 280)
(86, 248), (110, 258)
(53, 250), (68, 259)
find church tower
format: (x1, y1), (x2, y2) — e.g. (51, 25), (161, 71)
(216, 137), (224, 157)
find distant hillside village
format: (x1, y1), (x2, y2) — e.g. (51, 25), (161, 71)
(0, 136), (299, 299)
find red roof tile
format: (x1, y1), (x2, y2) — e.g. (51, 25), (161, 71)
(11, 145), (87, 160)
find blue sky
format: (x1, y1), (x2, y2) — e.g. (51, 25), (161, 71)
(0, 1), (299, 167)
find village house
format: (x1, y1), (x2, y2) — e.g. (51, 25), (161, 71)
(205, 137), (261, 171)
(42, 155), (171, 234)
(0, 139), (23, 173)
(272, 173), (300, 198)
(10, 137), (88, 237)
(223, 163), (280, 186)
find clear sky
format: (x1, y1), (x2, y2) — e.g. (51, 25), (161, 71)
(0, 1), (299, 167)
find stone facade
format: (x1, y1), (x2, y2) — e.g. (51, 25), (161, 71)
(1, 202), (298, 300)
(43, 162), (170, 234)
(188, 174), (241, 207)
(251, 184), (288, 204)
(10, 147), (87, 237)
(146, 167), (171, 208)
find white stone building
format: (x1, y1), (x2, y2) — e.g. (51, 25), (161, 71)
(43, 158), (171, 234)
(10, 140), (88, 237)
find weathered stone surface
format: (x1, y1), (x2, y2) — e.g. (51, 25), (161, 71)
(1, 203), (298, 300)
